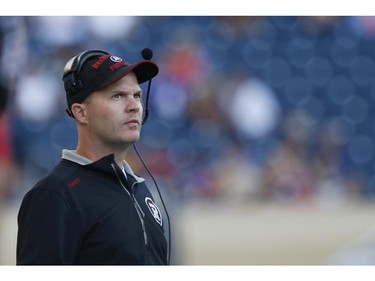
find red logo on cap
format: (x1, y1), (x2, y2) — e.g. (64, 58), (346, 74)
(109, 61), (129, 71)
(92, 55), (110, 69)
(109, 61), (130, 71)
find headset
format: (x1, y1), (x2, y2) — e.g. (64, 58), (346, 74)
(63, 49), (171, 264)
(62, 50), (110, 117)
(63, 50), (108, 96)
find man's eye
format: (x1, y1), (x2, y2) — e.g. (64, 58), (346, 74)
(113, 94), (122, 99)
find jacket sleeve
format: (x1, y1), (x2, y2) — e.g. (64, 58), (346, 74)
(16, 188), (81, 265)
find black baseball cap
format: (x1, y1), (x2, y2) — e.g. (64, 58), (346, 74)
(62, 49), (159, 116)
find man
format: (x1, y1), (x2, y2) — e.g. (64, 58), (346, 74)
(16, 49), (168, 265)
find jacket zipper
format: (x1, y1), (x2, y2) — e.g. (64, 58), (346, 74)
(111, 164), (148, 246)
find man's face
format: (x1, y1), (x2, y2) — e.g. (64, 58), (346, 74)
(83, 72), (143, 149)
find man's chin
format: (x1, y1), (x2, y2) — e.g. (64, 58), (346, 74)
(124, 134), (140, 144)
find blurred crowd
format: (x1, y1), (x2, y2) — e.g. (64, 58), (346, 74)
(1, 16), (375, 207)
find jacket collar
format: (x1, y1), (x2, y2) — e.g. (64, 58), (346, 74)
(62, 149), (145, 183)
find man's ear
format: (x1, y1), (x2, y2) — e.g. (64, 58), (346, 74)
(71, 103), (87, 124)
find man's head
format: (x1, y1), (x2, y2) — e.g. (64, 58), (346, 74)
(62, 49), (158, 118)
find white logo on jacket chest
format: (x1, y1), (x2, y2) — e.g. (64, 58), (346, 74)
(145, 197), (163, 226)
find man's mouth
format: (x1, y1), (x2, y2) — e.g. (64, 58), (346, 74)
(125, 119), (140, 125)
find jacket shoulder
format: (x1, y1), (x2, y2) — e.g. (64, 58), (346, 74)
(28, 159), (83, 194)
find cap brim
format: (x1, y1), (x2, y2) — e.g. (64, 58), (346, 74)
(132, 60), (159, 84)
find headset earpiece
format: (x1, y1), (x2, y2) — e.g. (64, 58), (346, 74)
(63, 50), (109, 97)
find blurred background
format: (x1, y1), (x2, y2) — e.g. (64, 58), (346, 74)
(2, 16), (375, 265)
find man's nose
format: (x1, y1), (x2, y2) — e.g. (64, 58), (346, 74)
(127, 97), (141, 113)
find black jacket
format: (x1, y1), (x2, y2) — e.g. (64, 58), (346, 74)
(17, 152), (167, 265)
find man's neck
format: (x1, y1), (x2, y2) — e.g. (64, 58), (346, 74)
(75, 143), (129, 169)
